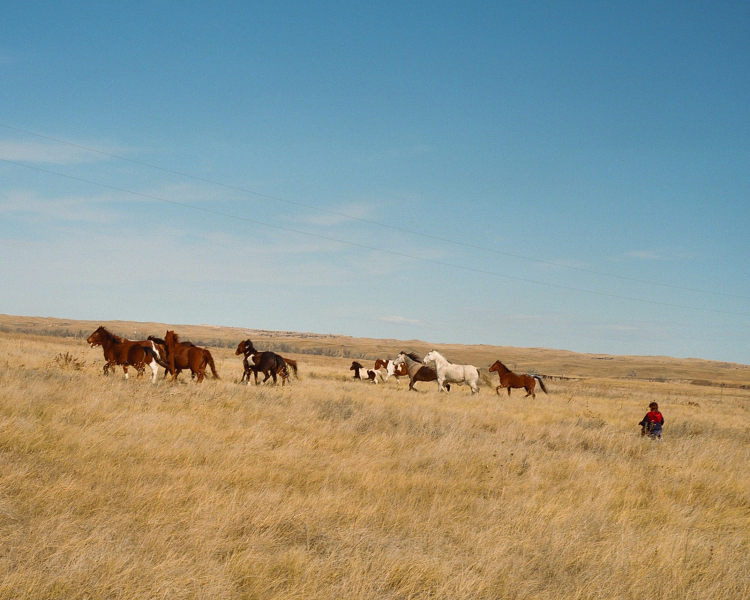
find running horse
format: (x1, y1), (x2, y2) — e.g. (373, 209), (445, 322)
(149, 335), (219, 382)
(163, 331), (219, 383)
(350, 361), (379, 383)
(489, 360), (548, 398)
(87, 326), (166, 382)
(235, 339), (291, 386)
(423, 350), (480, 394)
(374, 358), (408, 383)
(392, 351), (450, 392)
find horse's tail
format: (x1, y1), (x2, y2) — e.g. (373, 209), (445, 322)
(533, 375), (548, 394)
(284, 357), (299, 378)
(204, 349), (220, 379)
(145, 343), (170, 369)
(278, 356), (290, 381)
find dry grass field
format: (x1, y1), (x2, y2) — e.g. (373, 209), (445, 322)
(1, 325), (749, 599)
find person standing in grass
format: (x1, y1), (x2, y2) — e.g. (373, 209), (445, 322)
(639, 402), (664, 440)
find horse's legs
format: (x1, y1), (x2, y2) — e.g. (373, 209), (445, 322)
(148, 360), (158, 383)
(123, 365), (129, 380)
(437, 377), (446, 392)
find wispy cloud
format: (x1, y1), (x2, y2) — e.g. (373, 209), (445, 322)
(380, 315), (422, 326)
(296, 201), (376, 227)
(619, 248), (691, 261)
(0, 140), (121, 165)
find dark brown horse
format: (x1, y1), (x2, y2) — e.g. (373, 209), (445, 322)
(163, 331), (219, 383)
(393, 351), (450, 392)
(235, 339), (290, 386)
(87, 326), (166, 382)
(489, 360), (548, 398)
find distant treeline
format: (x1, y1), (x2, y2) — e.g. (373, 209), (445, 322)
(0, 325), (372, 359)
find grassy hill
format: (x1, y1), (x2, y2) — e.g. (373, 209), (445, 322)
(1, 313), (748, 387)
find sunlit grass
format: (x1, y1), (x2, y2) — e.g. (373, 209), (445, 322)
(0, 332), (748, 599)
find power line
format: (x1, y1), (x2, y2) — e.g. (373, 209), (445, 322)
(1, 121), (747, 302)
(2, 156), (748, 319)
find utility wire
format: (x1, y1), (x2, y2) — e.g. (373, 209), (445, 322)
(2, 156), (748, 319)
(1, 121), (746, 301)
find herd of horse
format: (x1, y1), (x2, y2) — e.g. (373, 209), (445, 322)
(86, 326), (548, 397)
(351, 351), (548, 398)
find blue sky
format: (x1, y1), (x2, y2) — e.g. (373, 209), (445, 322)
(1, 2), (748, 363)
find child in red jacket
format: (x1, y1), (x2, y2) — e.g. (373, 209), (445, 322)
(639, 402), (664, 440)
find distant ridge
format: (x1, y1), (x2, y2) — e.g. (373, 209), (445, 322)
(1, 313), (748, 386)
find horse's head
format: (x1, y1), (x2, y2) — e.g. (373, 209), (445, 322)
(87, 326), (107, 347)
(350, 361), (363, 371)
(235, 340), (246, 355)
(393, 353), (405, 366)
(489, 360), (508, 374)
(165, 330), (179, 350)
(423, 350), (437, 364)
(237, 339), (257, 357)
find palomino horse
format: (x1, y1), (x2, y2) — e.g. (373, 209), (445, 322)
(163, 331), (219, 383)
(236, 340), (298, 384)
(374, 358), (408, 383)
(393, 351), (450, 392)
(489, 360), (548, 398)
(87, 326), (165, 382)
(235, 339), (290, 386)
(423, 350), (480, 394)
(350, 361), (379, 383)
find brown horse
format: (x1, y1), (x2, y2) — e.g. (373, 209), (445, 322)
(235, 339), (291, 386)
(163, 331), (219, 383)
(87, 326), (166, 382)
(489, 360), (548, 398)
(147, 335), (210, 381)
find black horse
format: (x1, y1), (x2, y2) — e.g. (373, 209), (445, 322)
(236, 339), (290, 386)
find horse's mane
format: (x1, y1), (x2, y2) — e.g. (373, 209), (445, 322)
(165, 330), (179, 348)
(401, 351), (423, 363)
(95, 326), (123, 342)
(351, 361), (363, 369)
(148, 335), (165, 345)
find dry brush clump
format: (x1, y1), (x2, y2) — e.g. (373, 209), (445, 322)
(0, 332), (748, 599)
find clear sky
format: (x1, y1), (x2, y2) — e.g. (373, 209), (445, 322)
(1, 2), (748, 363)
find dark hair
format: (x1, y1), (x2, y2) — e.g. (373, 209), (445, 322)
(649, 402), (659, 409)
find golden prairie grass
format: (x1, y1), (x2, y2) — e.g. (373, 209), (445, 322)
(0, 332), (749, 599)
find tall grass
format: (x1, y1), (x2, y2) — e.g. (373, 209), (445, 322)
(0, 333), (748, 599)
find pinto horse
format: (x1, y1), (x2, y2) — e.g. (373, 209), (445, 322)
(393, 351), (450, 392)
(489, 360), (547, 398)
(87, 326), (165, 382)
(374, 358), (408, 382)
(235, 340), (298, 384)
(350, 361), (379, 383)
(423, 350), (480, 394)
(235, 339), (290, 386)
(163, 331), (219, 383)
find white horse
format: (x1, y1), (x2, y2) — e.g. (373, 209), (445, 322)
(423, 350), (480, 394)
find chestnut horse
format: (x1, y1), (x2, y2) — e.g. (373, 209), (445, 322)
(235, 339), (290, 386)
(489, 360), (548, 398)
(163, 331), (219, 383)
(87, 326), (166, 382)
(147, 335), (218, 381)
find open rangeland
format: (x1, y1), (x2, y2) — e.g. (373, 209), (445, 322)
(1, 330), (749, 599)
